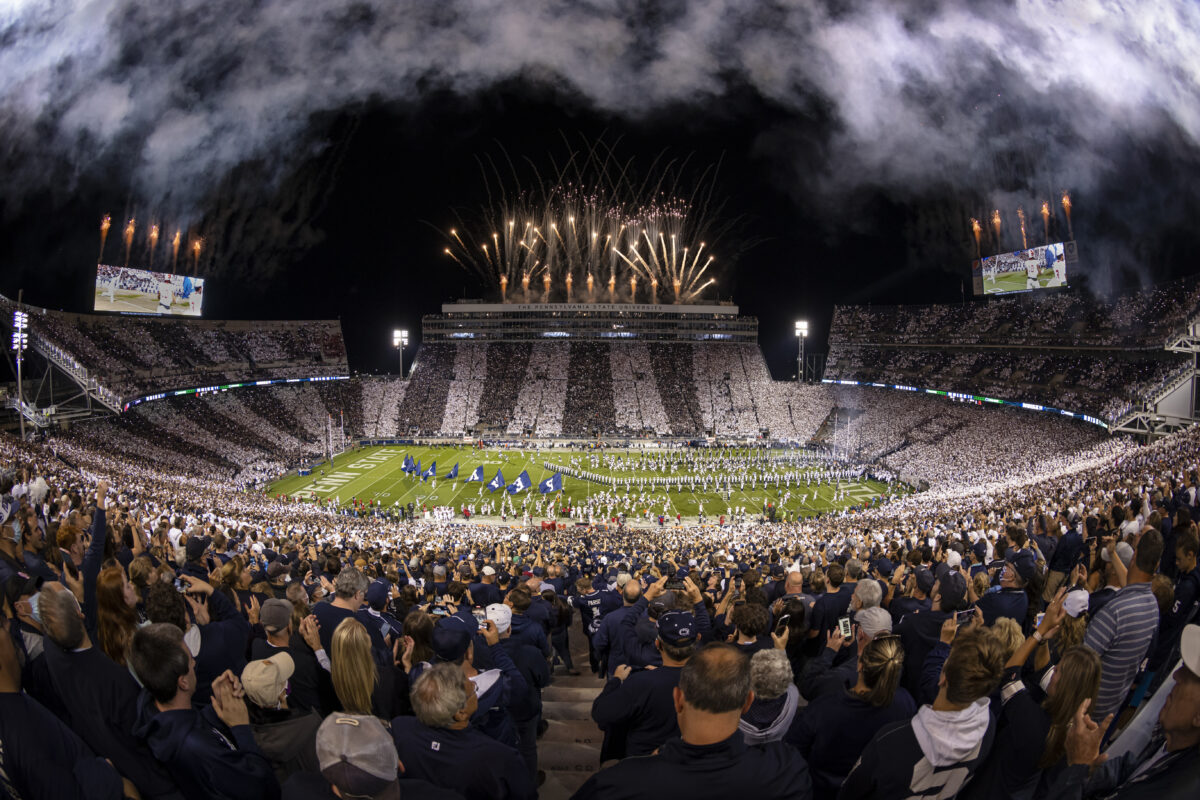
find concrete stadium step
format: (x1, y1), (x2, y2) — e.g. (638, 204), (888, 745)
(538, 624), (605, 800)
(540, 770), (594, 799)
(542, 700), (596, 722)
(543, 685), (604, 703)
(541, 718), (602, 746)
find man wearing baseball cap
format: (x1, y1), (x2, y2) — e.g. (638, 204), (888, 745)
(487, 601), (550, 789)
(896, 571), (969, 697)
(241, 653), (322, 782)
(284, 712), (463, 799)
(249, 598), (324, 714)
(1053, 624), (1200, 797)
(591, 610), (699, 759)
(468, 565), (502, 607)
(976, 549), (1037, 628)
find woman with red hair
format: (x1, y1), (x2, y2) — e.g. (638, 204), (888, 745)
(95, 565), (141, 666)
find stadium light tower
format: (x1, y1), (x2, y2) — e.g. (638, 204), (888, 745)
(12, 309), (29, 439)
(393, 329), (409, 378)
(795, 320), (808, 383)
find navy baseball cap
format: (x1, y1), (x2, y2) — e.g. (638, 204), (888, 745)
(1006, 549), (1037, 584)
(365, 580), (390, 610)
(431, 616), (473, 663)
(657, 610), (697, 647)
(591, 576), (607, 591)
(873, 557), (894, 578)
(972, 540), (988, 562)
(914, 566), (936, 595)
(185, 535), (211, 562)
(937, 571), (969, 609)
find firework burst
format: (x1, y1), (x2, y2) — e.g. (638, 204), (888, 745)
(442, 140), (730, 303)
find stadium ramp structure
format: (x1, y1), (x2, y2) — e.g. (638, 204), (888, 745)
(1115, 310), (1200, 439)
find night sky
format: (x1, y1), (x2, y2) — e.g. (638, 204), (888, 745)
(3, 2), (1200, 378)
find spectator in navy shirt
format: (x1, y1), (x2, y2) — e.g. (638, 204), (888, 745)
(0, 614), (129, 800)
(808, 561), (858, 645)
(592, 609), (698, 758)
(468, 565), (502, 607)
(888, 564), (934, 627)
(896, 571), (969, 697)
(129, 623), (280, 800)
(391, 662), (533, 800)
(1046, 513), (1086, 600)
(976, 549), (1037, 630)
(1149, 527), (1200, 679)
(39, 583), (182, 799)
(791, 632), (916, 799)
(572, 642), (812, 800)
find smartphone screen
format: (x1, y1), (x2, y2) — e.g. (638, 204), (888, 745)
(837, 616), (852, 639)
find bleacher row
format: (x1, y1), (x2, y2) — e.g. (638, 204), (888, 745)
(0, 295), (348, 403)
(394, 342), (827, 439)
(824, 342), (1188, 425)
(830, 274), (1200, 349)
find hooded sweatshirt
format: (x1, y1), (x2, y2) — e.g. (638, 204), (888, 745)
(839, 699), (995, 800)
(738, 685), (800, 745)
(132, 691), (280, 800)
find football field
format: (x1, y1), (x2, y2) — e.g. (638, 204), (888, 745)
(266, 445), (893, 522)
(984, 268), (1061, 295)
(93, 289), (197, 315)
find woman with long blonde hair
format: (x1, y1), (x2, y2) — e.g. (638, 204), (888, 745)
(331, 618), (378, 715)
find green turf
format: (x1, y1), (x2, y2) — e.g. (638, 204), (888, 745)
(266, 445), (894, 520)
(983, 268), (1061, 295)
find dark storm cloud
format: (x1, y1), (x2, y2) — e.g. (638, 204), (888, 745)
(2, 0), (1199, 283)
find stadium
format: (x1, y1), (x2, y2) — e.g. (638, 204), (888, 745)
(5, 4), (1200, 800)
(4, 264), (1200, 796)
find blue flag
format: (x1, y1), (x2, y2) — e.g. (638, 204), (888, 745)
(507, 470), (531, 494)
(401, 455), (413, 473)
(538, 472), (563, 494)
(486, 469), (506, 492)
(445, 463), (459, 479)
(422, 461), (436, 480)
(413, 459), (421, 476)
(464, 465), (484, 483)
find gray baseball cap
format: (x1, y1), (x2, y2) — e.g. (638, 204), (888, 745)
(316, 714), (400, 800)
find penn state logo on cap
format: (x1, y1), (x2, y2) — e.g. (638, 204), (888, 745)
(657, 610), (697, 646)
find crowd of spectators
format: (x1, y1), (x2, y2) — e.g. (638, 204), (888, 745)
(610, 344), (671, 436)
(3, 396), (1200, 798)
(359, 377), (407, 440)
(396, 345), (455, 435)
(831, 275), (1200, 349)
(387, 341), (835, 441)
(826, 344), (1189, 426)
(826, 277), (1200, 427)
(0, 295), (348, 404)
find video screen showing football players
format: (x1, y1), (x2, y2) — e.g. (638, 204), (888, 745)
(972, 242), (1067, 296)
(94, 265), (205, 316)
